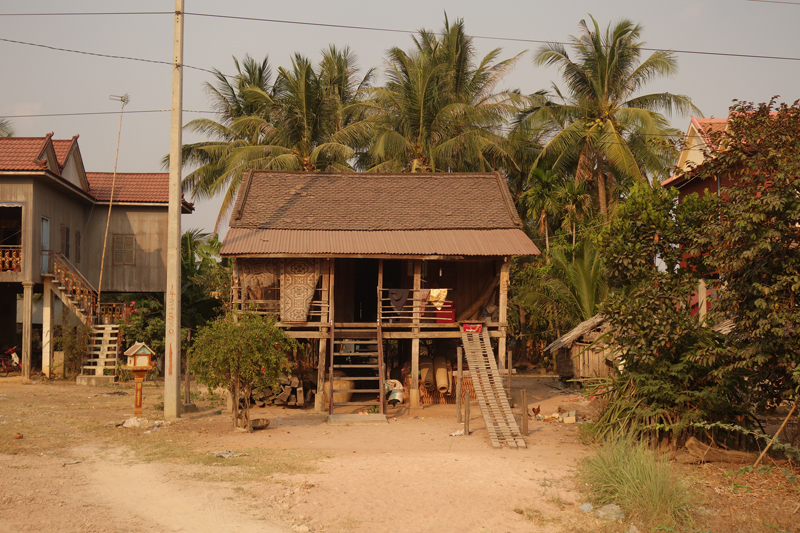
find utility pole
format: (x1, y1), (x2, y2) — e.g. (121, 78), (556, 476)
(164, 0), (184, 419)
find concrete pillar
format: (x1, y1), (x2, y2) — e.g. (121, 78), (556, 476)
(21, 281), (34, 379)
(315, 337), (327, 412)
(163, 0), (184, 419)
(42, 278), (52, 377)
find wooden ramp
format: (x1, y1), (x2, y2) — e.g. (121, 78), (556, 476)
(460, 324), (526, 448)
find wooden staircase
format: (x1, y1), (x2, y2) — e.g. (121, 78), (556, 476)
(328, 323), (386, 415)
(460, 323), (526, 448)
(82, 325), (121, 376)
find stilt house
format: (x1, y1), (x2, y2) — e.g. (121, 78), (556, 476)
(221, 170), (539, 412)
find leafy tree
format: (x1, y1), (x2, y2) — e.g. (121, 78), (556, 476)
(190, 313), (296, 430)
(343, 16), (521, 172)
(517, 16), (699, 216)
(520, 168), (560, 254)
(685, 99), (800, 409)
(595, 183), (740, 443)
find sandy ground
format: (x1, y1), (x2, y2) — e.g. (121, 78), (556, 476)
(2, 375), (798, 533)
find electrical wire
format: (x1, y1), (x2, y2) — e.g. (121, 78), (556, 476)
(0, 37), (219, 75)
(0, 12), (798, 63)
(2, 110), (213, 118)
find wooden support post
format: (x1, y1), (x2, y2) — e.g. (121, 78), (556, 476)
(507, 346), (513, 395)
(698, 278), (708, 326)
(497, 259), (510, 372)
(464, 391), (470, 436)
(456, 345), (463, 424)
(521, 389), (528, 436)
(315, 337), (327, 412)
(410, 260), (421, 408)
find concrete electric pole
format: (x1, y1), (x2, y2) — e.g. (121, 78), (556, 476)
(164, 0), (184, 419)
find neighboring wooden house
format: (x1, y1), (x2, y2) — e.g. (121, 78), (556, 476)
(0, 133), (192, 378)
(221, 170), (539, 411)
(544, 315), (617, 381)
(662, 116), (732, 200)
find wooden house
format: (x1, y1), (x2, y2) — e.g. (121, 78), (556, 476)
(221, 170), (539, 411)
(0, 133), (192, 379)
(544, 315), (617, 381)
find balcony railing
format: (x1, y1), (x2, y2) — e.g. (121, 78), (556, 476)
(0, 246), (21, 272)
(379, 288), (455, 325)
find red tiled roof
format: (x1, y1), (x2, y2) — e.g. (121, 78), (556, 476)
(86, 172), (169, 203)
(690, 117), (728, 147)
(52, 137), (78, 169)
(222, 170), (538, 257)
(0, 136), (50, 171)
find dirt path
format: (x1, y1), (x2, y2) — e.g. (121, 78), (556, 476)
(0, 377), (612, 532)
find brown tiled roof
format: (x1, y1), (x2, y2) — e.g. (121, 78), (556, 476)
(691, 117), (728, 147)
(230, 171), (523, 231)
(87, 172), (169, 203)
(223, 171), (538, 257)
(0, 136), (50, 170)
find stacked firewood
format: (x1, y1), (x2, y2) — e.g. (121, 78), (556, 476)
(247, 376), (316, 408)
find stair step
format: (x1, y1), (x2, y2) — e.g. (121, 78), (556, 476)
(332, 402), (381, 406)
(333, 352), (378, 357)
(334, 377), (380, 381)
(333, 364), (379, 369)
(334, 389), (381, 393)
(334, 340), (378, 344)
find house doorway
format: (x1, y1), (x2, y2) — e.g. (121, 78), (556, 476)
(333, 258), (378, 323)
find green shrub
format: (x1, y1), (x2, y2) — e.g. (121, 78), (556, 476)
(579, 436), (695, 527)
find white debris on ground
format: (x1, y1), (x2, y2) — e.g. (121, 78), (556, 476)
(119, 417), (170, 429)
(210, 450), (249, 459)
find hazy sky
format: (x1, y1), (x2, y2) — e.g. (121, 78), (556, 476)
(2, 0), (798, 236)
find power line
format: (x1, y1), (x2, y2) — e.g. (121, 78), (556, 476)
(2, 110), (213, 118)
(0, 37), (220, 75)
(1, 12), (799, 63)
(746, 0), (800, 4)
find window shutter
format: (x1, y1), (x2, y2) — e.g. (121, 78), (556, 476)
(75, 231), (81, 264)
(124, 235), (135, 264)
(113, 235), (124, 264)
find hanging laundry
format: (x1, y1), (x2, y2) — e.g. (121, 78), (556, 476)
(428, 288), (448, 310)
(388, 288), (409, 311)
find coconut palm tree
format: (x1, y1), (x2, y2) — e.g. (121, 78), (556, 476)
(520, 168), (561, 255)
(555, 178), (593, 248)
(517, 16), (700, 216)
(341, 16), (522, 173)
(0, 118), (13, 137)
(176, 49), (372, 229)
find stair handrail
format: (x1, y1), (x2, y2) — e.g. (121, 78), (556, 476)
(46, 250), (98, 323)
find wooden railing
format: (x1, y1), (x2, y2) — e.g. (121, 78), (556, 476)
(231, 281), (328, 322)
(98, 303), (133, 325)
(0, 246), (21, 272)
(44, 251), (98, 324)
(379, 288), (455, 325)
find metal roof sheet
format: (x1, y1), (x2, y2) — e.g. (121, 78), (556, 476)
(221, 228), (539, 257)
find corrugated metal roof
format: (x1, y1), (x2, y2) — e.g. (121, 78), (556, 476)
(221, 228), (540, 257)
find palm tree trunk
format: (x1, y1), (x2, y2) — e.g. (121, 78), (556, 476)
(598, 172), (608, 218)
